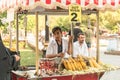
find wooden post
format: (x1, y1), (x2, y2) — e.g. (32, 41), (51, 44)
(16, 12), (20, 66)
(35, 11), (39, 74)
(71, 22), (73, 55)
(16, 13), (19, 52)
(96, 10), (100, 63)
(24, 14), (27, 48)
(87, 15), (91, 56)
(45, 15), (49, 42)
(9, 22), (12, 49)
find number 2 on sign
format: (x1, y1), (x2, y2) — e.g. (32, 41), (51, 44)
(71, 13), (77, 21)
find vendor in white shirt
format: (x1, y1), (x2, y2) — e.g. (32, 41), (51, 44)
(73, 32), (89, 58)
(46, 26), (71, 58)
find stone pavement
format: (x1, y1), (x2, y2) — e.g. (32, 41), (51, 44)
(90, 42), (120, 80)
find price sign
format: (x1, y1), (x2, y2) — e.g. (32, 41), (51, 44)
(69, 4), (81, 22)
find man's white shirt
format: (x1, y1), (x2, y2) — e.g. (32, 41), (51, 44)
(73, 41), (89, 57)
(46, 37), (70, 58)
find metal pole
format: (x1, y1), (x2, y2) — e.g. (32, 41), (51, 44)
(35, 11), (39, 74)
(96, 11), (100, 63)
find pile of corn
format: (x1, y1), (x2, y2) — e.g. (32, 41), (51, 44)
(62, 55), (103, 71)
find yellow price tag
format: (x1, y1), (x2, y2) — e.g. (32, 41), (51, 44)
(69, 4), (81, 22)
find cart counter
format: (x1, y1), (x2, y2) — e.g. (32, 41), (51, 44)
(11, 70), (104, 80)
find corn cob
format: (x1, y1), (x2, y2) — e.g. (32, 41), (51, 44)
(62, 59), (68, 70)
(70, 58), (79, 70)
(66, 59), (73, 70)
(77, 55), (84, 61)
(92, 57), (104, 65)
(91, 59), (101, 68)
(74, 58), (82, 70)
(68, 58), (76, 71)
(89, 59), (94, 67)
(78, 61), (83, 70)
(80, 61), (87, 69)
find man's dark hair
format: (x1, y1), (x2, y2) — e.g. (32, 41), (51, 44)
(52, 26), (62, 34)
(77, 32), (85, 38)
(75, 22), (80, 26)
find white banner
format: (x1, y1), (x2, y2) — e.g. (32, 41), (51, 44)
(7, 8), (14, 22)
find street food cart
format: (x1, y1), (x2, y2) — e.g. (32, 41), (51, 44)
(11, 70), (105, 80)
(11, 57), (119, 80)
(0, 0), (120, 80)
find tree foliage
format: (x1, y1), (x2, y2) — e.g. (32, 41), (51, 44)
(99, 10), (120, 33)
(0, 11), (9, 33)
(56, 16), (71, 31)
(0, 11), (7, 26)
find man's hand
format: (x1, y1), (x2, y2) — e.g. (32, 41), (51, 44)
(14, 55), (20, 61)
(69, 35), (73, 42)
(57, 53), (64, 58)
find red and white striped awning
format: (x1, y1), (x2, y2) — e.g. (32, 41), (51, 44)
(1, 0), (120, 12)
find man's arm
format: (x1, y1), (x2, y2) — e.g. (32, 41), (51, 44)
(67, 35), (74, 55)
(46, 53), (64, 58)
(46, 54), (58, 58)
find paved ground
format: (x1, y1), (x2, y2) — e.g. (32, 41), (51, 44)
(90, 41), (120, 80)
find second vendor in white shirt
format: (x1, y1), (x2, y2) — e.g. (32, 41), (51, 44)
(73, 32), (89, 58)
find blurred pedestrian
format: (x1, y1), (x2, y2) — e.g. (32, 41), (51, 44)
(69, 22), (83, 42)
(85, 27), (93, 55)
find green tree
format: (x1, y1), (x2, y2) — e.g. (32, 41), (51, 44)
(56, 16), (71, 31)
(0, 11), (7, 26)
(0, 11), (9, 33)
